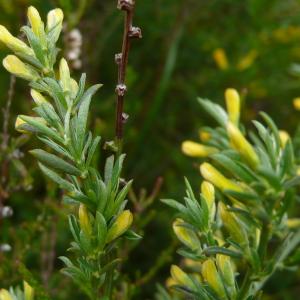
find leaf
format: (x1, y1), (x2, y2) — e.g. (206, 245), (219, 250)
(99, 258), (122, 275)
(94, 211), (107, 249)
(211, 153), (258, 184)
(86, 136), (101, 167)
(20, 115), (64, 144)
(21, 26), (46, 66)
(38, 162), (74, 191)
(30, 149), (81, 176)
(202, 246), (243, 258)
(104, 155), (114, 185)
(258, 167), (281, 190)
(198, 98), (228, 127)
(68, 215), (80, 243)
(76, 84), (102, 150)
(224, 189), (259, 203)
(161, 199), (188, 215)
(123, 230), (143, 241)
(280, 140), (295, 177)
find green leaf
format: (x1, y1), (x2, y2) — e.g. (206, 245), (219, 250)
(104, 155), (114, 185)
(280, 140), (295, 177)
(94, 211), (107, 249)
(30, 149), (81, 176)
(38, 162), (74, 191)
(20, 115), (64, 144)
(86, 136), (101, 167)
(202, 246), (243, 258)
(258, 167), (281, 190)
(198, 98), (228, 127)
(123, 230), (143, 241)
(161, 199), (188, 215)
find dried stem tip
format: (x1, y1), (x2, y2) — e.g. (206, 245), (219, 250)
(118, 0), (135, 11)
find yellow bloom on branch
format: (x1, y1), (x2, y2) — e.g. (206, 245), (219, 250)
(225, 88), (240, 125)
(0, 25), (33, 56)
(79, 204), (92, 237)
(3, 55), (39, 81)
(170, 265), (194, 288)
(227, 122), (259, 169)
(106, 210), (133, 243)
(219, 202), (248, 246)
(198, 129), (211, 142)
(0, 289), (13, 300)
(31, 89), (48, 105)
(237, 50), (257, 70)
(202, 259), (226, 299)
(200, 163), (243, 192)
(293, 97), (300, 111)
(27, 6), (43, 37)
(181, 141), (218, 157)
(24, 281), (34, 300)
(213, 48), (229, 70)
(173, 218), (200, 251)
(279, 130), (290, 148)
(201, 181), (216, 221)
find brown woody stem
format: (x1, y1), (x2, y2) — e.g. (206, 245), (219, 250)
(115, 0), (141, 151)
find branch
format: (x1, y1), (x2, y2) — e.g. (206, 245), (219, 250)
(115, 0), (142, 148)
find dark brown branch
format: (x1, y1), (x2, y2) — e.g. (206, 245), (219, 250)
(115, 0), (142, 143)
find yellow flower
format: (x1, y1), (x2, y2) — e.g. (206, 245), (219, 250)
(79, 204), (92, 237)
(106, 210), (133, 243)
(201, 181), (216, 221)
(227, 122), (259, 169)
(59, 58), (71, 93)
(181, 141), (218, 157)
(165, 277), (177, 289)
(212, 48), (229, 70)
(173, 218), (200, 251)
(279, 130), (290, 148)
(24, 281), (34, 300)
(70, 78), (79, 98)
(202, 259), (226, 299)
(47, 8), (63, 42)
(198, 129), (211, 142)
(225, 88), (240, 125)
(200, 163), (243, 192)
(237, 50), (257, 70)
(27, 6), (43, 37)
(30, 89), (48, 105)
(293, 97), (300, 111)
(170, 265), (194, 288)
(0, 25), (33, 56)
(3, 55), (39, 81)
(216, 254), (236, 296)
(219, 202), (248, 246)
(286, 218), (300, 229)
(0, 289), (13, 300)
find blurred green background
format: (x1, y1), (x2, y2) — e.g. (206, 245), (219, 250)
(1, 0), (300, 299)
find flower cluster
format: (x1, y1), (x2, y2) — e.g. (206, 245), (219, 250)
(0, 6), (138, 299)
(164, 88), (300, 299)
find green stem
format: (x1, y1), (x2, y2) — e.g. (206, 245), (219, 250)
(238, 269), (252, 300)
(258, 222), (271, 264)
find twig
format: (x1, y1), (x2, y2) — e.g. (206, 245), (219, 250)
(115, 0), (141, 152)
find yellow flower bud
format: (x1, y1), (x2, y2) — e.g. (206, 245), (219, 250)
(79, 204), (92, 236)
(59, 58), (71, 93)
(47, 8), (63, 42)
(227, 122), (259, 169)
(225, 88), (240, 125)
(27, 6), (43, 37)
(173, 218), (200, 251)
(237, 50), (257, 70)
(182, 141), (218, 157)
(202, 259), (226, 299)
(212, 48), (229, 70)
(0, 25), (33, 56)
(293, 97), (300, 111)
(170, 265), (194, 288)
(0, 289), (13, 300)
(286, 218), (300, 228)
(24, 281), (34, 300)
(279, 130), (290, 148)
(106, 210), (133, 243)
(70, 78), (79, 98)
(200, 163), (243, 193)
(219, 202), (248, 246)
(216, 254), (236, 296)
(166, 277), (177, 289)
(30, 89), (48, 105)
(3, 55), (39, 81)
(201, 181), (216, 221)
(198, 129), (211, 142)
